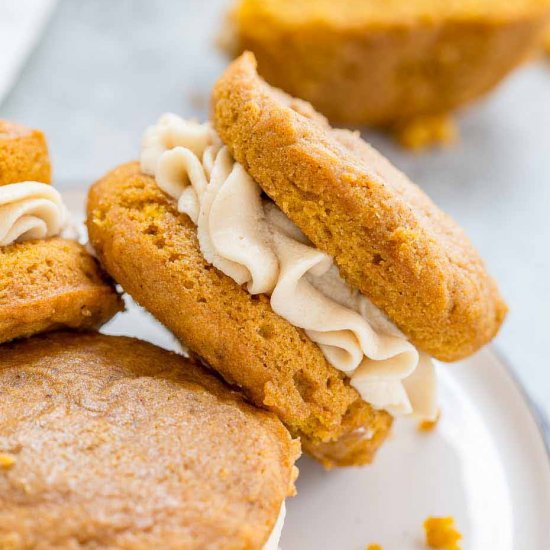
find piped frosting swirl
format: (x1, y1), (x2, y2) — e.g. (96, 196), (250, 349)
(0, 182), (68, 246)
(141, 114), (437, 419)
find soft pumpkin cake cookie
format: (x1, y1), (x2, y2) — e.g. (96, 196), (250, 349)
(226, 0), (550, 147)
(0, 120), (51, 185)
(0, 332), (298, 550)
(0, 120), (122, 343)
(88, 161), (391, 467)
(87, 54), (506, 467)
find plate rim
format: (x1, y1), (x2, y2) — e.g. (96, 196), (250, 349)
(491, 344), (550, 461)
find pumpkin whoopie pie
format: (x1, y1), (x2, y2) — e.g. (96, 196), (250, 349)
(0, 332), (298, 549)
(87, 53), (506, 467)
(0, 120), (122, 343)
(226, 0), (550, 147)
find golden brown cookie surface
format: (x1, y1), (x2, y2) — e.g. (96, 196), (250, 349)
(229, 0), (550, 127)
(0, 120), (51, 185)
(212, 53), (507, 362)
(0, 331), (298, 549)
(87, 162), (392, 468)
(0, 238), (123, 344)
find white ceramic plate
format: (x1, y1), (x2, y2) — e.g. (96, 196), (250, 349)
(70, 191), (550, 550)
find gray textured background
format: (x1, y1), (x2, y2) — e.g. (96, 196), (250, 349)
(2, 0), (549, 416)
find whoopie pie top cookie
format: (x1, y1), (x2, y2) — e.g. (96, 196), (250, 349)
(0, 332), (298, 550)
(211, 53), (507, 362)
(0, 120), (122, 344)
(87, 53), (505, 468)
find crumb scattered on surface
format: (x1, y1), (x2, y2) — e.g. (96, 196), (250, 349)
(0, 454), (15, 470)
(418, 410), (441, 432)
(366, 544), (383, 550)
(424, 516), (462, 549)
(393, 115), (457, 151)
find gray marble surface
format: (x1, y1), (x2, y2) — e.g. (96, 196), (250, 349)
(2, 0), (549, 417)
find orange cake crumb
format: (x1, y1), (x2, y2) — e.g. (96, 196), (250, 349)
(424, 516), (462, 549)
(366, 544), (383, 550)
(419, 410), (442, 432)
(0, 454), (15, 470)
(394, 115), (457, 151)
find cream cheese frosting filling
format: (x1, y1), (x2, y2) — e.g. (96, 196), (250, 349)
(141, 114), (438, 420)
(0, 182), (68, 246)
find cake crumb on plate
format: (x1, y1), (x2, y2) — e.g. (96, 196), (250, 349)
(424, 516), (462, 549)
(393, 115), (457, 151)
(0, 454), (15, 470)
(419, 410), (442, 432)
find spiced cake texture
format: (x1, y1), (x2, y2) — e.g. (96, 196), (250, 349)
(0, 120), (51, 185)
(0, 239), (122, 344)
(0, 332), (299, 549)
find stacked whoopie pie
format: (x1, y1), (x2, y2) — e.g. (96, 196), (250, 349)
(0, 120), (122, 341)
(87, 53), (507, 469)
(0, 119), (298, 549)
